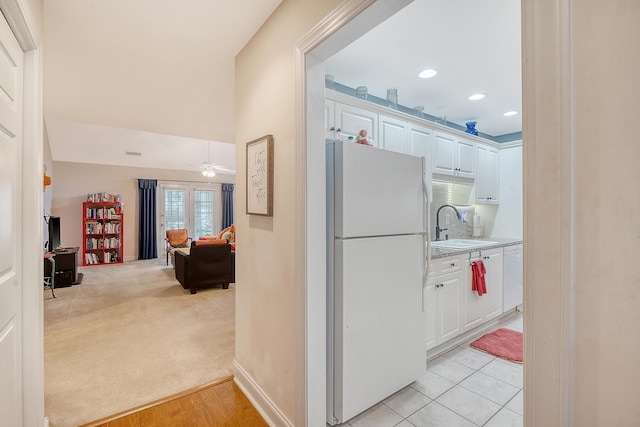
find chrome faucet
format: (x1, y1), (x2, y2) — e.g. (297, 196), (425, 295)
(435, 204), (462, 241)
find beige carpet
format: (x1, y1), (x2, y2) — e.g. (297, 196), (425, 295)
(44, 259), (235, 427)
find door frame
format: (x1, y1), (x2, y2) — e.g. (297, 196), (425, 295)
(293, 1), (412, 424)
(295, 0), (573, 425)
(0, 0), (44, 425)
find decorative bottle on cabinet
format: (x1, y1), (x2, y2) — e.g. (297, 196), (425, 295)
(82, 201), (124, 266)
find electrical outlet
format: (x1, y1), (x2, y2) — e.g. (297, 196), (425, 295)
(445, 213), (452, 224)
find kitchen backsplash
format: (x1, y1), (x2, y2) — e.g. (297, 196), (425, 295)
(430, 183), (475, 240)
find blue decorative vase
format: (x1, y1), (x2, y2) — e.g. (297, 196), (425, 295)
(465, 121), (479, 136)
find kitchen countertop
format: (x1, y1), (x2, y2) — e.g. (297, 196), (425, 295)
(429, 237), (523, 259)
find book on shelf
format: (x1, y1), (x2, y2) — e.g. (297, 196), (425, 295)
(84, 253), (101, 265)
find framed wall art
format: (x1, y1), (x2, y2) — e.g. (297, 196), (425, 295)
(246, 134), (274, 216)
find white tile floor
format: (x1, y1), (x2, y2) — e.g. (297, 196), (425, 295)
(338, 312), (523, 427)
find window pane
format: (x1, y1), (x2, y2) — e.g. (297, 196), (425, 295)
(194, 190), (215, 239)
(164, 189), (186, 230)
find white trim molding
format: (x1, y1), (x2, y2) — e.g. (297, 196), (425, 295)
(294, 1), (411, 426)
(0, 1), (44, 426)
(522, 0), (573, 425)
(0, 0), (38, 49)
(233, 360), (293, 427)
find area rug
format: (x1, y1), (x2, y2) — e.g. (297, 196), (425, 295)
(470, 328), (523, 363)
(44, 259), (235, 427)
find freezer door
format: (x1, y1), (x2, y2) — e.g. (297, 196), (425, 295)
(333, 235), (426, 423)
(334, 141), (424, 238)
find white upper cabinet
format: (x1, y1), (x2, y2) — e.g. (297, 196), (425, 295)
(456, 138), (476, 179)
(325, 99), (336, 140)
(475, 143), (500, 204)
(331, 101), (379, 147)
(409, 124), (432, 159)
(378, 115), (408, 154)
(433, 131), (475, 179)
(433, 132), (456, 175)
(409, 124), (433, 202)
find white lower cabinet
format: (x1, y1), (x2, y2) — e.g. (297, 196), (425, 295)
(425, 255), (464, 351)
(463, 248), (504, 332)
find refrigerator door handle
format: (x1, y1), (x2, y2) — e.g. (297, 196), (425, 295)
(422, 233), (428, 313)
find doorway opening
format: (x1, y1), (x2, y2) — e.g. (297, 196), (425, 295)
(301, 0), (523, 424)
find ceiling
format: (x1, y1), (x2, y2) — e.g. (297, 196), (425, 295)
(45, 0), (521, 174)
(325, 0), (522, 139)
(44, 0), (283, 175)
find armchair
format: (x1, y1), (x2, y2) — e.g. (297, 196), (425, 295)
(174, 240), (235, 294)
(165, 229), (192, 265)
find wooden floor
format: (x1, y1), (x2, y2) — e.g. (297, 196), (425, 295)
(83, 377), (268, 427)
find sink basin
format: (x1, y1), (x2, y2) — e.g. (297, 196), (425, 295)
(430, 239), (498, 249)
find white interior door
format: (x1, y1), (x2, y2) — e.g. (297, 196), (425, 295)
(0, 12), (24, 427)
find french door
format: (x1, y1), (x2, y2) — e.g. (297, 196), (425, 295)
(158, 183), (221, 251)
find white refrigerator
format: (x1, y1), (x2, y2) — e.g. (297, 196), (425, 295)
(327, 140), (429, 425)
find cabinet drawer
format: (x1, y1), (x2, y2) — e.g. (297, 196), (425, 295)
(437, 256), (463, 275)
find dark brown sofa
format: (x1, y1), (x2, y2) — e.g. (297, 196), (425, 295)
(174, 241), (235, 294)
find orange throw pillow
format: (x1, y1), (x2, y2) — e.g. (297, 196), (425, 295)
(194, 239), (227, 246)
(217, 224), (236, 246)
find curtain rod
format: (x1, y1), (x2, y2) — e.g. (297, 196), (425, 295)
(131, 178), (233, 185)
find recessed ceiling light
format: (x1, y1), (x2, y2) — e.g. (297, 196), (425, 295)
(418, 69), (437, 79)
(503, 111), (519, 117)
(468, 93), (485, 101)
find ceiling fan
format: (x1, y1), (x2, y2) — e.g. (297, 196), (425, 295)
(200, 141), (236, 179)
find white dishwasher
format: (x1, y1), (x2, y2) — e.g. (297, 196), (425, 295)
(503, 244), (523, 312)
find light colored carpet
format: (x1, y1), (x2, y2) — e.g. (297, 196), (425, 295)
(44, 259), (235, 427)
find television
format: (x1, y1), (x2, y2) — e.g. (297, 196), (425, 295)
(48, 216), (61, 253)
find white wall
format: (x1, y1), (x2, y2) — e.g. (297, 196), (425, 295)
(51, 161), (234, 261)
(491, 145), (522, 238)
(234, 0), (342, 422)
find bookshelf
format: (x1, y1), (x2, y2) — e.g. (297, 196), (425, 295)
(82, 201), (124, 266)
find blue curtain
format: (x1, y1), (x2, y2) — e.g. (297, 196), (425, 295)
(221, 183), (235, 229)
(138, 179), (158, 259)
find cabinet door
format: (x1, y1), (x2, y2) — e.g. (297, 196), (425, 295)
(325, 99), (336, 140)
(425, 276), (438, 350)
(409, 125), (433, 202)
(482, 248), (504, 320)
(335, 102), (378, 147)
(475, 144), (488, 203)
(378, 115), (408, 154)
(438, 271), (463, 342)
(433, 132), (456, 176)
(486, 147), (499, 203)
(503, 245), (523, 312)
(456, 138), (476, 179)
(463, 255), (486, 332)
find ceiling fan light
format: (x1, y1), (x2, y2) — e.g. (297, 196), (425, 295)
(202, 169), (216, 178)
(503, 110), (519, 117)
(418, 69), (437, 79)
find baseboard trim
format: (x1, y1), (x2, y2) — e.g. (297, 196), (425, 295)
(233, 360), (293, 427)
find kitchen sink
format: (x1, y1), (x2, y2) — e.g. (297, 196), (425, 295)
(430, 239), (499, 249)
